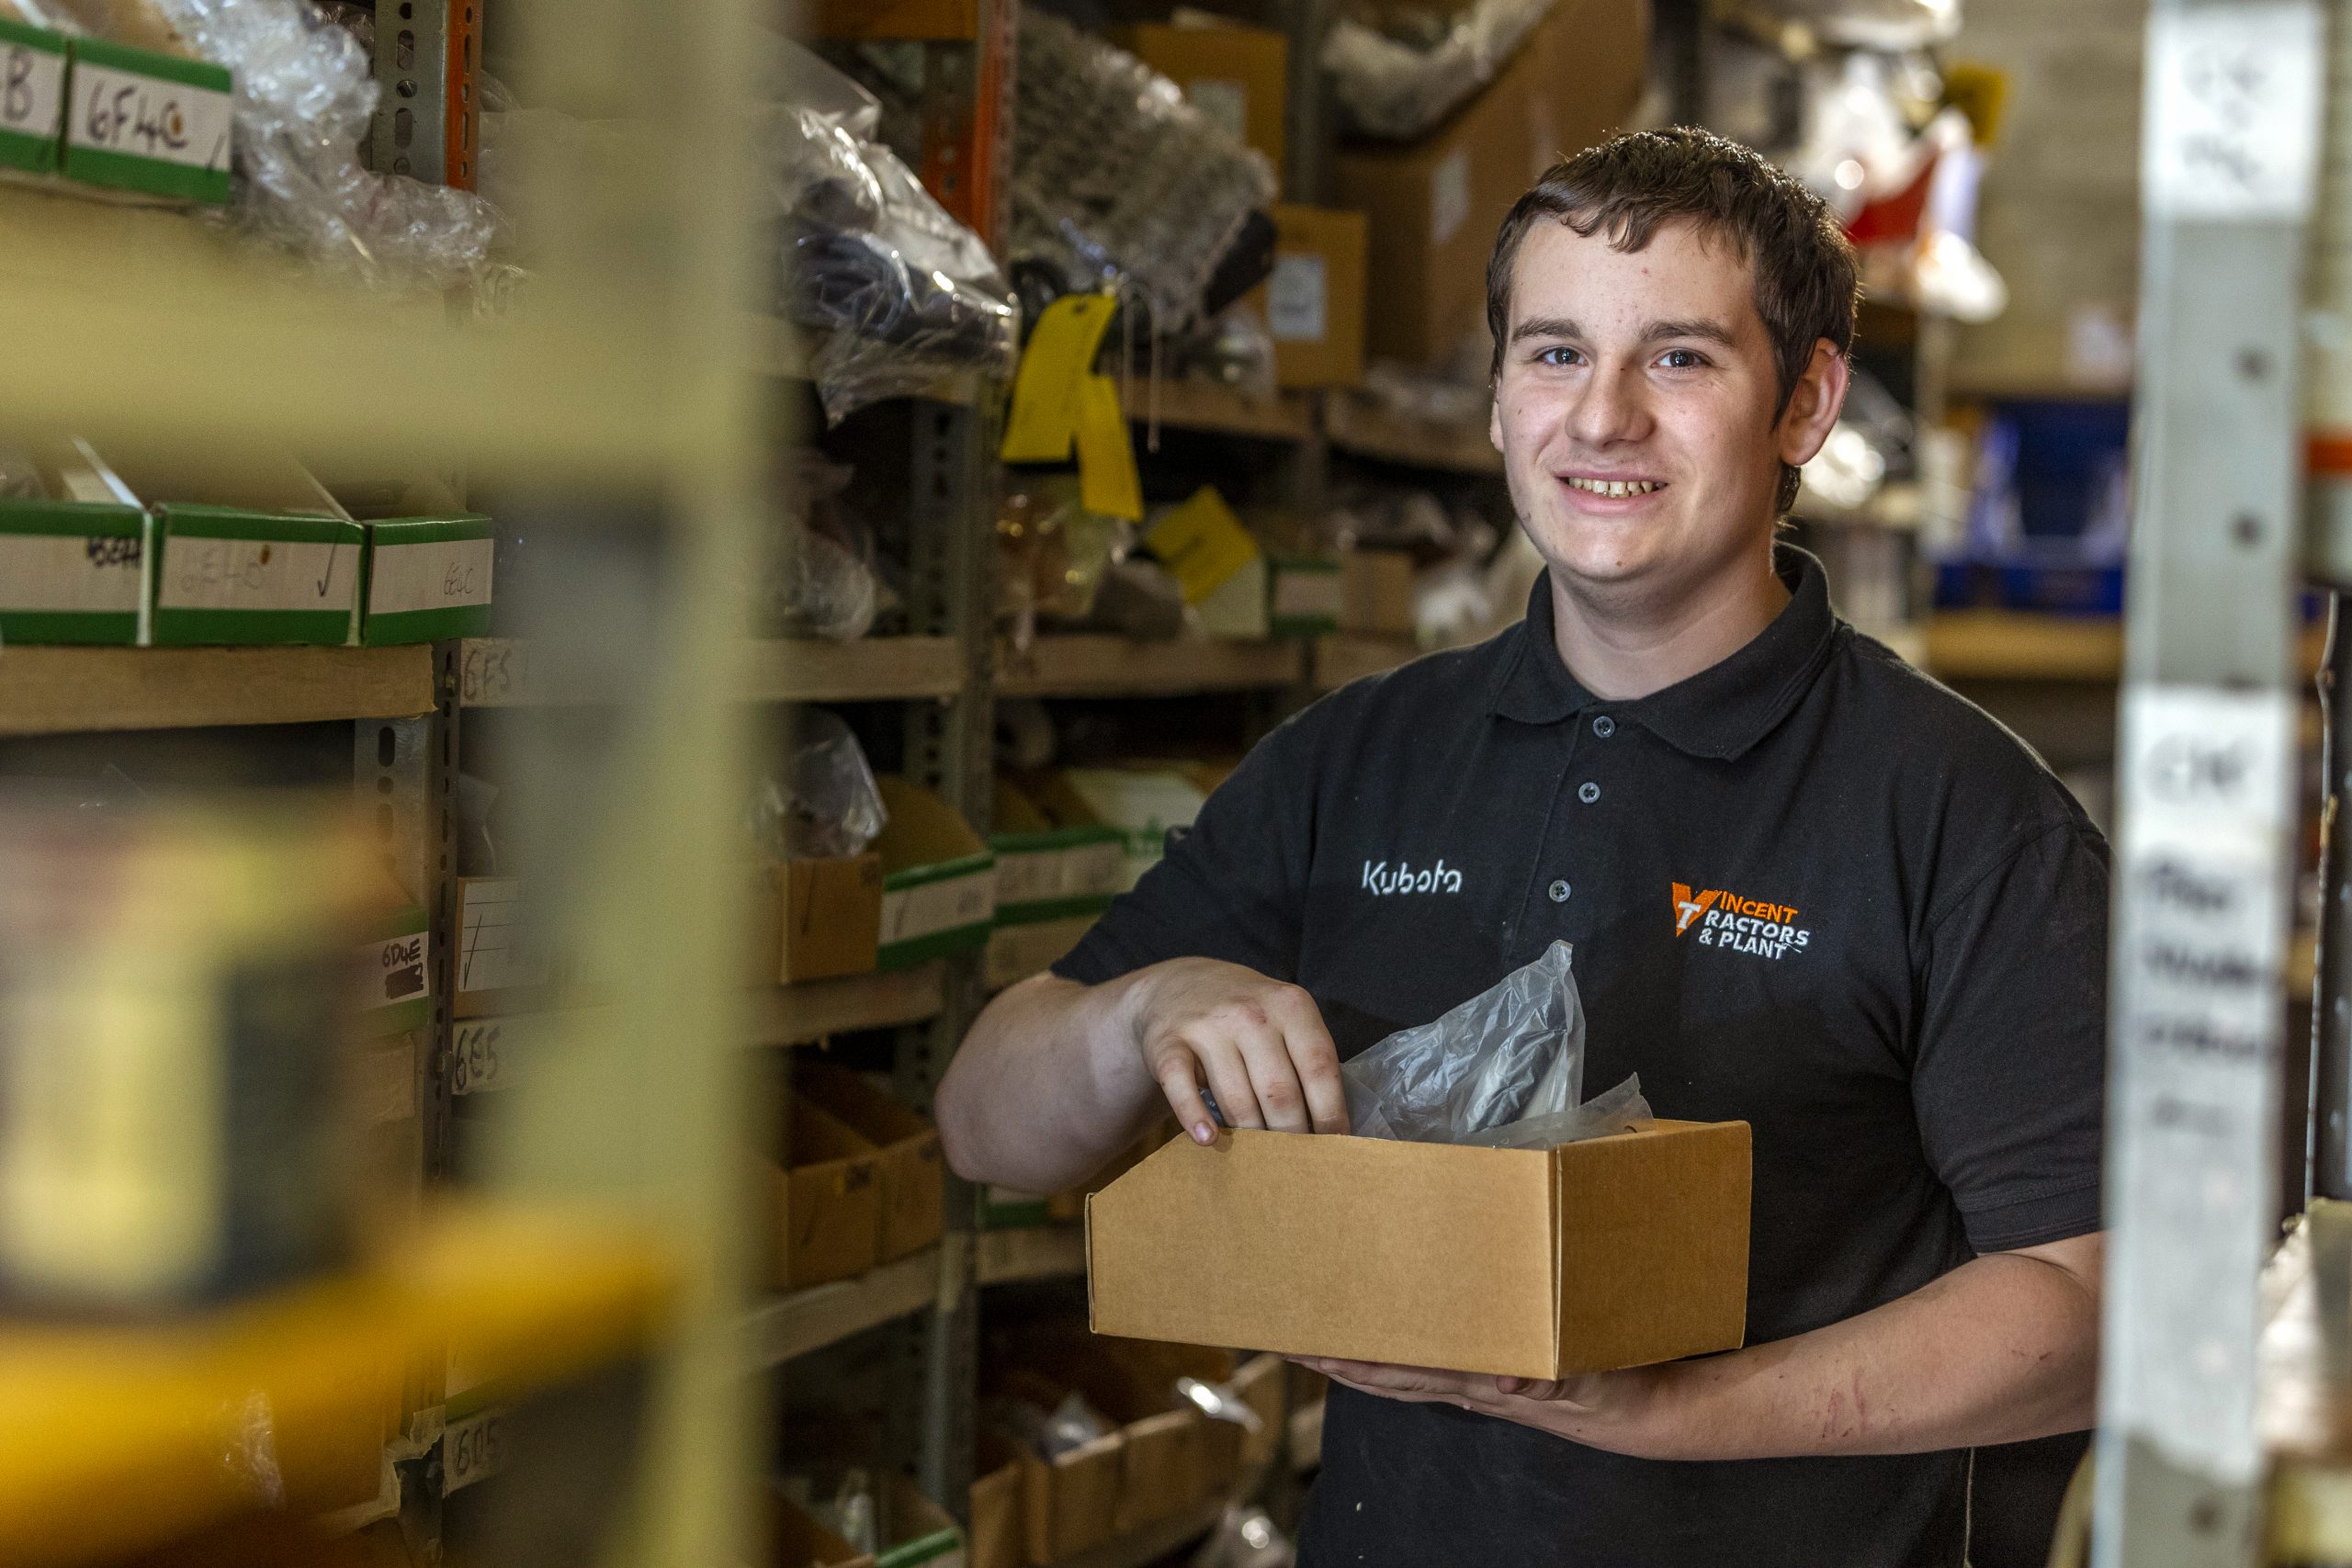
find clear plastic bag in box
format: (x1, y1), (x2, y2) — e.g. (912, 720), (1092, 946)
(1341, 941), (1650, 1147)
(748, 710), (888, 863)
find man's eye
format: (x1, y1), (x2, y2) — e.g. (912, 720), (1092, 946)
(1535, 345), (1582, 367)
(1659, 349), (1708, 370)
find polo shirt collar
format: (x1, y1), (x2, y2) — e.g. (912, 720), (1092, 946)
(1487, 545), (1838, 761)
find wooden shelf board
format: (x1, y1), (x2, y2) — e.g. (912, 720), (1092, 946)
(1311, 635), (1419, 692)
(760, 315), (985, 405)
(995, 637), (1303, 699)
(747, 962), (949, 1046)
(460, 637), (963, 707)
(1925, 613), (2326, 683)
(1130, 379), (1313, 443)
(1054, 1495), (1232, 1568)
(1326, 394), (1503, 477)
(976, 1225), (1084, 1286)
(745, 1246), (942, 1367)
(0, 645), (435, 736)
(0, 1203), (673, 1568)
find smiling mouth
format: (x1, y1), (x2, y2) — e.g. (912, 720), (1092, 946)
(1562, 476), (1666, 498)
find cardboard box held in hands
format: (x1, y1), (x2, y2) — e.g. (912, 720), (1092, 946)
(1086, 1119), (1751, 1379)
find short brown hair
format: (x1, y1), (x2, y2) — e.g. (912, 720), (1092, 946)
(1486, 127), (1860, 513)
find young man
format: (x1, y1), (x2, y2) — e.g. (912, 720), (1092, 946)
(935, 128), (2106, 1566)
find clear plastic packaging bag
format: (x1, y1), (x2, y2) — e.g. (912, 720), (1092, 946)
(138, 0), (502, 292)
(749, 457), (877, 640)
(749, 710), (888, 862)
(1012, 7), (1275, 328)
(1176, 1375), (1264, 1435)
(1341, 942), (1650, 1147)
(772, 41), (1018, 422)
(1322, 0), (1555, 141)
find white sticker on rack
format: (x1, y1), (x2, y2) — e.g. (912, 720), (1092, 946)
(356, 927), (429, 1013)
(451, 1019), (510, 1096)
(882, 869), (996, 946)
(443, 1407), (508, 1493)
(68, 60), (231, 172)
(0, 39), (64, 143)
(458, 879), (548, 995)
(2143, 1), (2324, 220)
(2105, 684), (2297, 1483)
(1269, 254), (1329, 343)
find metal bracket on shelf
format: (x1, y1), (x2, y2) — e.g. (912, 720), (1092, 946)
(2094, 4), (2326, 1563)
(369, 0), (456, 186)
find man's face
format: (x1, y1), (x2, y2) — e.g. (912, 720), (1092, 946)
(1488, 218), (1832, 602)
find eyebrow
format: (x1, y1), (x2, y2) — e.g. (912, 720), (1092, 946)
(1509, 315), (1740, 348)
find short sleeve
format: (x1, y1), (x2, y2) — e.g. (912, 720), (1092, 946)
(1050, 714), (1316, 987)
(1913, 818), (2109, 1253)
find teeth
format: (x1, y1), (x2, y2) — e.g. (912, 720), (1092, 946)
(1566, 477), (1661, 498)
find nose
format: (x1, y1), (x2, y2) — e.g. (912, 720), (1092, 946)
(1566, 362), (1650, 449)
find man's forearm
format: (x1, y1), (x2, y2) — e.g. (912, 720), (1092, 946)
(934, 972), (1161, 1193)
(1588, 1236), (2101, 1460)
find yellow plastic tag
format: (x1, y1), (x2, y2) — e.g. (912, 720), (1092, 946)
(1001, 294), (1120, 463)
(1145, 486), (1260, 604)
(1075, 375), (1144, 522)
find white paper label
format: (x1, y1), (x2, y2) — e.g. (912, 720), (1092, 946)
(1430, 148), (1472, 244)
(881, 869), (996, 947)
(0, 531), (141, 613)
(451, 1019), (512, 1096)
(356, 1041), (416, 1125)
(369, 536), (492, 616)
(356, 927), (429, 1013)
(994, 841), (1125, 908)
(1273, 567), (1342, 620)
(1268, 254), (1329, 343)
(68, 61), (232, 172)
(443, 1408), (507, 1493)
(2144, 2), (2323, 220)
(1185, 77), (1248, 144)
(458, 880), (547, 995)
(160, 536), (358, 614)
(0, 40), (65, 143)
(2105, 685), (2297, 1483)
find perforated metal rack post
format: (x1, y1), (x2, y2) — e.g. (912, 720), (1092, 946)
(2093, 4), (2326, 1563)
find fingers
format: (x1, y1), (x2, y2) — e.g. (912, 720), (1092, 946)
(1151, 1051), (1221, 1145)
(1268, 985), (1349, 1134)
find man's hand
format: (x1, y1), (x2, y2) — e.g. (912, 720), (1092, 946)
(1125, 957), (1348, 1143)
(1295, 1357), (1679, 1458)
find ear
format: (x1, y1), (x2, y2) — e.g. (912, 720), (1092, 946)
(1776, 339), (1850, 468)
(1488, 392), (1505, 456)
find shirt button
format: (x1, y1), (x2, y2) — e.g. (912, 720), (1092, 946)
(1548, 879), (1571, 903)
(1592, 716), (1615, 738)
(1578, 781), (1601, 804)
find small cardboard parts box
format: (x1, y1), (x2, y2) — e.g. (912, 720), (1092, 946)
(358, 514), (495, 645)
(61, 35), (233, 206)
(767, 1098), (882, 1292)
(771, 1476), (963, 1568)
(875, 778), (997, 972)
(797, 1060), (944, 1266)
(967, 1433), (1025, 1568)
(1255, 204), (1368, 389)
(0, 16), (67, 175)
(1341, 548), (1418, 637)
(754, 854), (886, 986)
(1334, 0), (1647, 367)
(1268, 556), (1340, 638)
(1088, 1118), (1752, 1380)
(1114, 20), (1286, 190)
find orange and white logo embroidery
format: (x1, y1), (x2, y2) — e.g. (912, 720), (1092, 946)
(1672, 882), (1812, 959)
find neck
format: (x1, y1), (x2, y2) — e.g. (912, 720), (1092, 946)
(1548, 546), (1791, 702)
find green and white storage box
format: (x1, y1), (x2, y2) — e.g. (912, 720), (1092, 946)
(1268, 555), (1341, 637)
(150, 505), (364, 646)
(0, 17), (68, 175)
(874, 778), (998, 973)
(989, 824), (1125, 926)
(0, 500), (149, 645)
(60, 37), (232, 205)
(359, 514), (495, 645)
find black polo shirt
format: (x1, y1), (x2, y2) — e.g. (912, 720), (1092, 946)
(1052, 547), (2108, 1568)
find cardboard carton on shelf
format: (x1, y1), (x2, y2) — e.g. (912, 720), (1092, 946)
(968, 1431), (1026, 1568)
(796, 1060), (944, 1265)
(994, 1325), (1220, 1536)
(1334, 0), (1647, 367)
(1256, 204), (1369, 389)
(0, 17), (68, 175)
(1088, 1119), (1752, 1379)
(102, 449), (366, 649)
(1113, 19), (1286, 189)
(1268, 556), (1341, 638)
(766, 1098), (883, 1291)
(876, 1472), (964, 1566)
(0, 439), (148, 646)
(357, 514), (495, 645)
(770, 1492), (877, 1568)
(986, 1365), (1125, 1563)
(875, 778), (997, 973)
(752, 854), (886, 986)
(60, 34), (233, 206)
(1340, 549), (1419, 637)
